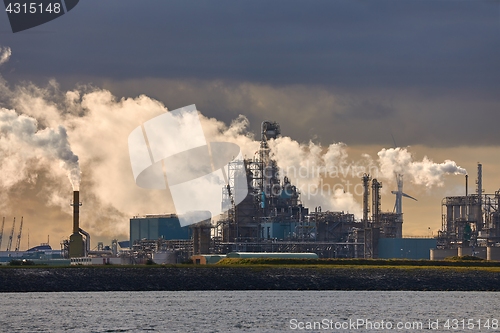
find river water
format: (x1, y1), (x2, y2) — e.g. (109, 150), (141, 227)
(0, 291), (499, 332)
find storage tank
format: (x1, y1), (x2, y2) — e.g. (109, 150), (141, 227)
(487, 247), (500, 261)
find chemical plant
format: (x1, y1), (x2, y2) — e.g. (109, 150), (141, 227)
(1, 120), (499, 265)
(121, 121), (497, 264)
(432, 163), (500, 260)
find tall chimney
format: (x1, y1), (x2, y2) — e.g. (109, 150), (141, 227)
(73, 191), (79, 234)
(465, 174), (468, 196)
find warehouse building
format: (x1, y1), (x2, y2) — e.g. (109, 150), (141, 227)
(130, 214), (190, 246)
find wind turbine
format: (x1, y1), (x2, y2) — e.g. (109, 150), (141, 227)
(391, 174), (417, 218)
(391, 174), (417, 238)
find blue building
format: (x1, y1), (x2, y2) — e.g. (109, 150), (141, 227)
(130, 214), (191, 246)
(378, 238), (437, 260)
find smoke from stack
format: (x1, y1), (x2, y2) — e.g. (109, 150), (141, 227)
(0, 108), (81, 190)
(377, 147), (467, 187)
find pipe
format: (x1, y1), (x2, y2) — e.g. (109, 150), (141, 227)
(73, 191), (80, 234)
(79, 228), (90, 254)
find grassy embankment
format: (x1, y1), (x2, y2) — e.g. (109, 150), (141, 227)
(215, 257), (500, 272)
(1, 256), (499, 272)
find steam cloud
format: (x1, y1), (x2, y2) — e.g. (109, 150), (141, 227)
(0, 109), (80, 190)
(0, 46), (11, 66)
(377, 148), (467, 188)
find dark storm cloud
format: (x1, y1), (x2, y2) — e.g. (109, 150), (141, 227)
(0, 0), (498, 148)
(1, 0), (498, 91)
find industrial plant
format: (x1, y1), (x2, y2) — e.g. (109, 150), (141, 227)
(1, 120), (499, 265)
(122, 121), (499, 264)
(432, 163), (500, 260)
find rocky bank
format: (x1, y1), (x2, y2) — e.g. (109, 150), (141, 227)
(1, 267), (499, 292)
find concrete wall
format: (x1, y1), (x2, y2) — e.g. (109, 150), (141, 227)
(458, 247), (487, 259)
(430, 248), (458, 260)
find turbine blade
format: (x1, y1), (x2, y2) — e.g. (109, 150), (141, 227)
(402, 192), (417, 201)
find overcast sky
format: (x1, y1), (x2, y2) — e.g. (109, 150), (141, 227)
(1, 0), (499, 146)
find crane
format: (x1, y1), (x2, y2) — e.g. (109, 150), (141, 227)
(0, 217), (5, 250)
(6, 217), (15, 252)
(14, 217), (23, 252)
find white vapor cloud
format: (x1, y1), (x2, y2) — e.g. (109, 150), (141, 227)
(0, 46), (11, 66)
(0, 108), (80, 190)
(377, 147), (467, 188)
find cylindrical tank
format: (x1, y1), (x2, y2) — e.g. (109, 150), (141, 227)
(487, 247), (500, 261)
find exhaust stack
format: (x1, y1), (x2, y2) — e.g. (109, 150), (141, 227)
(465, 174), (469, 196)
(69, 190), (84, 258)
(73, 191), (80, 234)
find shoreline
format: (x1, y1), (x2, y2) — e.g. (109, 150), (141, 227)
(1, 266), (500, 292)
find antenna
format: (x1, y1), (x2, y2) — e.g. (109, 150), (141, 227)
(390, 133), (397, 149)
(0, 217), (5, 250)
(14, 217), (23, 252)
(6, 217), (15, 252)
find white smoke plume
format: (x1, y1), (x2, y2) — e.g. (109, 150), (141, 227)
(0, 72), (264, 242)
(269, 137), (363, 216)
(267, 141), (467, 217)
(200, 113), (260, 157)
(377, 147), (467, 187)
(0, 46), (11, 66)
(0, 108), (80, 190)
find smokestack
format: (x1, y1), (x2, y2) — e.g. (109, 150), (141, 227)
(465, 174), (468, 196)
(73, 191), (79, 234)
(362, 174), (371, 227)
(69, 190), (84, 258)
